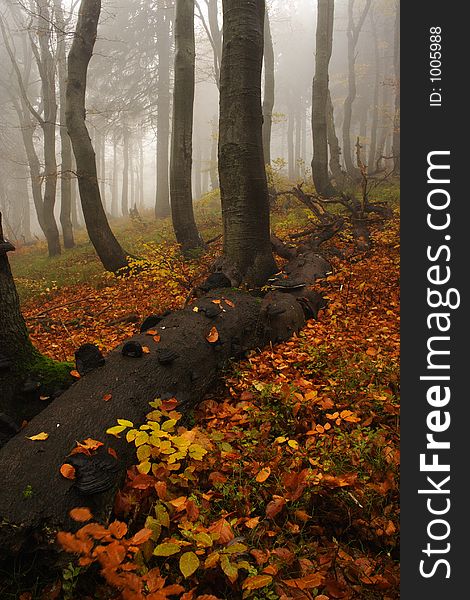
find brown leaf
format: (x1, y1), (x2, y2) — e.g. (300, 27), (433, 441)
(208, 518), (234, 544)
(266, 496), (286, 519)
(128, 527), (153, 546)
(283, 572), (325, 590)
(108, 520), (128, 539)
(103, 393), (112, 402)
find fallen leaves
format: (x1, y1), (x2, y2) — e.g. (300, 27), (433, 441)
(60, 464), (76, 480)
(26, 432), (49, 441)
(205, 326), (219, 344)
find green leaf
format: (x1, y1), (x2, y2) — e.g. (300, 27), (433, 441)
(137, 444), (152, 462)
(179, 551), (200, 578)
(153, 542), (181, 557)
(220, 554), (238, 583)
(194, 532), (213, 548)
(225, 542), (248, 554)
(155, 503), (170, 528)
(188, 444), (208, 460)
(145, 516), (162, 542)
(161, 419), (177, 432)
(137, 460), (151, 474)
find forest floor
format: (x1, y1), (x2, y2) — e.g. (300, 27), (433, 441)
(6, 184), (400, 600)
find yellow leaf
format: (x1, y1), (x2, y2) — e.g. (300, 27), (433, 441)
(26, 432), (49, 441)
(136, 444), (152, 462)
(106, 425), (126, 438)
(117, 419), (134, 428)
(153, 542), (181, 557)
(287, 440), (299, 450)
(137, 460), (151, 474)
(242, 574), (273, 591)
(179, 551), (200, 578)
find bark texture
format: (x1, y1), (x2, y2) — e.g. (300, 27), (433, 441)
(219, 0), (277, 286)
(66, 0), (129, 273)
(342, 0), (372, 177)
(262, 9), (275, 165)
(312, 0), (335, 196)
(155, 0), (172, 218)
(170, 0), (204, 252)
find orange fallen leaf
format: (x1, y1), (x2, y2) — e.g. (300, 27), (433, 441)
(60, 464), (76, 480)
(153, 335), (161, 343)
(69, 507), (93, 522)
(103, 393), (112, 402)
(146, 329), (158, 336)
(206, 326), (219, 343)
(108, 447), (118, 459)
(26, 432), (49, 441)
(77, 438), (104, 452)
(224, 299), (235, 308)
(70, 370), (81, 379)
(211, 299), (222, 305)
(256, 467), (271, 483)
(142, 346), (151, 354)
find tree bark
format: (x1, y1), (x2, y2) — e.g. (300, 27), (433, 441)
(170, 0), (204, 252)
(0, 213), (38, 416)
(342, 0), (372, 177)
(312, 0), (335, 196)
(262, 9), (275, 166)
(54, 0), (75, 249)
(121, 125), (129, 216)
(326, 91), (346, 188)
(392, 1), (400, 174)
(219, 0), (277, 286)
(155, 0), (172, 219)
(367, 12), (380, 175)
(35, 0), (61, 257)
(66, 0), (129, 273)
(112, 133), (119, 217)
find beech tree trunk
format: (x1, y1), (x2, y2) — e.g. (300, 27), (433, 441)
(121, 126), (129, 216)
(219, 0), (277, 286)
(342, 0), (372, 177)
(262, 9), (275, 166)
(170, 0), (204, 252)
(66, 0), (129, 273)
(55, 0), (75, 249)
(392, 1), (400, 174)
(367, 12), (380, 175)
(0, 214), (38, 416)
(312, 0), (335, 196)
(326, 91), (346, 188)
(36, 0), (61, 257)
(155, 0), (172, 219)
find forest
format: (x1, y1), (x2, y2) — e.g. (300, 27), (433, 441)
(0, 0), (400, 598)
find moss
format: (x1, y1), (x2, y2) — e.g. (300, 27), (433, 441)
(29, 354), (74, 392)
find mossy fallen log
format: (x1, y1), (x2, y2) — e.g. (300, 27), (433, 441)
(0, 253), (330, 558)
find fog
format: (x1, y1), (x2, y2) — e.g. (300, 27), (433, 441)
(0, 0), (398, 242)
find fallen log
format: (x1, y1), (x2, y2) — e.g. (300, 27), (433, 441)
(0, 252), (329, 557)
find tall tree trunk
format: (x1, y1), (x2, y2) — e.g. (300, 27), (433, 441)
(262, 9), (275, 165)
(170, 0), (204, 252)
(219, 0), (276, 286)
(326, 91), (346, 188)
(155, 0), (172, 218)
(0, 213), (37, 414)
(121, 126), (129, 216)
(342, 0), (372, 177)
(66, 0), (128, 273)
(312, 0), (335, 196)
(367, 12), (380, 174)
(139, 134), (144, 210)
(287, 107), (295, 180)
(112, 134), (119, 217)
(36, 0), (61, 257)
(101, 133), (107, 212)
(295, 109), (302, 178)
(392, 1), (400, 174)
(210, 118), (218, 190)
(55, 0), (75, 249)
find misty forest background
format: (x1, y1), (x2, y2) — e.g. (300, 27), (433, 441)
(0, 0), (400, 599)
